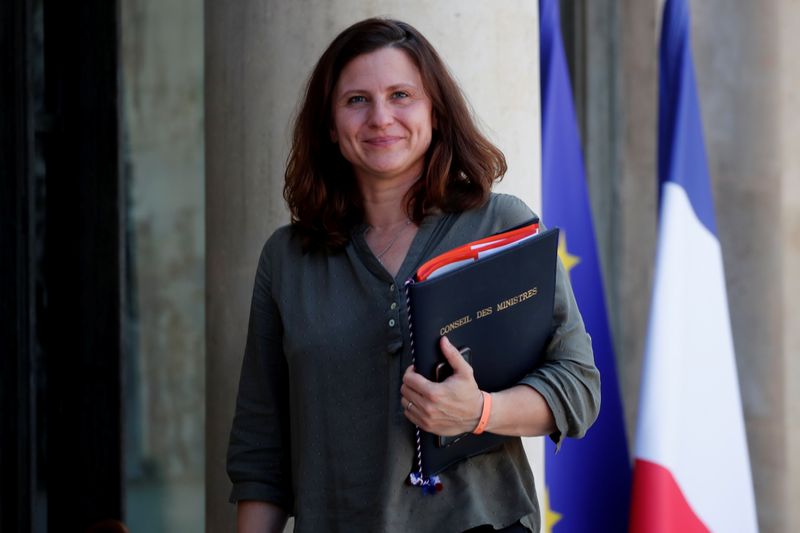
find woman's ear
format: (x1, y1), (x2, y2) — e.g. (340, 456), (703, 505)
(330, 128), (338, 143)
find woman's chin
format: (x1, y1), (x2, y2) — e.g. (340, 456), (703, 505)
(354, 159), (425, 183)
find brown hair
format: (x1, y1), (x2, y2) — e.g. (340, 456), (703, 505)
(284, 18), (507, 251)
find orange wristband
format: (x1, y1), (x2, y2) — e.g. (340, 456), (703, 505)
(472, 391), (492, 435)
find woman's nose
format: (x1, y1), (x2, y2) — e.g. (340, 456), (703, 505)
(368, 100), (393, 128)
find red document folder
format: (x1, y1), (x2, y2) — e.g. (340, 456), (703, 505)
(415, 221), (540, 281)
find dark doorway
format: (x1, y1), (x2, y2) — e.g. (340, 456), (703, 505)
(1, 1), (124, 531)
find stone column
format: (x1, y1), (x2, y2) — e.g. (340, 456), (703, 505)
(691, 2), (794, 531)
(614, 0), (660, 446)
(205, 2), (541, 531)
(779, 3), (800, 530)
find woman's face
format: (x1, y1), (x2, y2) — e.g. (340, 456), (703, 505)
(331, 47), (434, 187)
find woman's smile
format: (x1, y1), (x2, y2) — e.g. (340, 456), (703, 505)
(366, 135), (401, 143)
(364, 135), (404, 147)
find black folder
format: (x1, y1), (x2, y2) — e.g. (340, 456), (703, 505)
(406, 224), (559, 476)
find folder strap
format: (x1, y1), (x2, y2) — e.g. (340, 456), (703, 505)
(404, 278), (443, 495)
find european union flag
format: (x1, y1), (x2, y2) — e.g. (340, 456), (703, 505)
(540, 0), (631, 531)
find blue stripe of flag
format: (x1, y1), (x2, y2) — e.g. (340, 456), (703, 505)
(659, 0), (717, 235)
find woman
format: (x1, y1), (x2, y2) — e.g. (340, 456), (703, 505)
(227, 18), (600, 533)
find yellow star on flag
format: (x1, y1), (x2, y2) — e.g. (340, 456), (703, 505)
(543, 486), (563, 533)
(557, 232), (580, 276)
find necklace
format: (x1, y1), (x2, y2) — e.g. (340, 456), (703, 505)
(366, 219), (412, 263)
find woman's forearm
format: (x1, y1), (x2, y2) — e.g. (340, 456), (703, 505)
(237, 501), (288, 533)
(483, 384), (556, 437)
(401, 337), (558, 438)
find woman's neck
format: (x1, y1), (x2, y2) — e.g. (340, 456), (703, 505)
(358, 173), (420, 277)
(359, 175), (418, 228)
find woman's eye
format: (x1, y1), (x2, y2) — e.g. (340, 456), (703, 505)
(347, 95), (367, 104)
(391, 91), (410, 99)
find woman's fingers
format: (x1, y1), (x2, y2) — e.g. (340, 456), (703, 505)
(439, 336), (471, 376)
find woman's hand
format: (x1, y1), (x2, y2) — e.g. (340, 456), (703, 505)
(401, 336), (484, 436)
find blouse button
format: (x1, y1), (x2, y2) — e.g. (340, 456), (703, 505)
(389, 319), (396, 327)
(390, 302), (398, 310)
(389, 284), (396, 292)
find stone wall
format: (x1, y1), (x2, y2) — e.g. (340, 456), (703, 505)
(120, 0), (205, 530)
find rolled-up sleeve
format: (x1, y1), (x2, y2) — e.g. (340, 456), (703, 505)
(226, 238), (294, 512)
(518, 255), (601, 450)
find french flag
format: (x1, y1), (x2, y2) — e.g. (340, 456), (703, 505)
(629, 0), (758, 531)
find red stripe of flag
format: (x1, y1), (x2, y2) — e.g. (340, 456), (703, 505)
(630, 459), (710, 533)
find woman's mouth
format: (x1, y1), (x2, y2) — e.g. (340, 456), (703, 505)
(365, 136), (402, 147)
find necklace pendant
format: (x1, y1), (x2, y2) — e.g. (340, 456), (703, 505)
(367, 219), (412, 263)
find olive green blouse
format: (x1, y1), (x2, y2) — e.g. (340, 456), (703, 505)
(227, 193), (601, 532)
